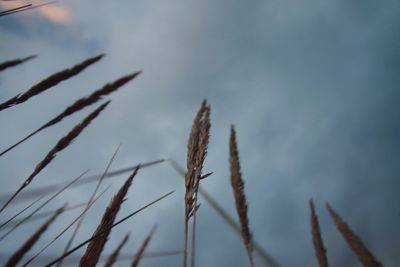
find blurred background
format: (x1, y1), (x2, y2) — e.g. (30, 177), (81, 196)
(0, 0), (399, 266)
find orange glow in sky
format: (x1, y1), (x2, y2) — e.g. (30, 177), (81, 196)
(0, 1), (72, 25)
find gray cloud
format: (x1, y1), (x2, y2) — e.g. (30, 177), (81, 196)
(1, 0), (399, 266)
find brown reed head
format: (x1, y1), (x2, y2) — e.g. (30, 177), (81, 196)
(326, 203), (383, 267)
(309, 199), (330, 267)
(79, 165), (140, 267)
(229, 125), (254, 267)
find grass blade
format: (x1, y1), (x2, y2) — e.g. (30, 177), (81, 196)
(0, 194), (44, 230)
(0, 250), (183, 264)
(0, 159), (166, 204)
(0, 170), (88, 241)
(0, 202), (88, 231)
(0, 4), (32, 16)
(0, 101), (109, 213)
(0, 1), (57, 17)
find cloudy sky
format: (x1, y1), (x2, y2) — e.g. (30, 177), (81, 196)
(0, 0), (399, 266)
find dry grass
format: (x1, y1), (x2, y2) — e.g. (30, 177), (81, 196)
(184, 100), (211, 267)
(326, 203), (383, 267)
(0, 55), (389, 267)
(309, 199), (330, 267)
(229, 125), (254, 267)
(79, 166), (139, 266)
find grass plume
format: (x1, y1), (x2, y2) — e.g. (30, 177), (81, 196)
(4, 204), (65, 267)
(0, 55), (36, 72)
(0, 54), (104, 111)
(0, 102), (109, 213)
(184, 100), (211, 267)
(310, 199), (330, 267)
(131, 226), (157, 267)
(0, 72), (140, 157)
(229, 125), (254, 267)
(326, 203), (383, 267)
(103, 233), (130, 267)
(79, 165), (140, 266)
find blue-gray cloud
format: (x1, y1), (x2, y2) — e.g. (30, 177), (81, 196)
(0, 0), (399, 266)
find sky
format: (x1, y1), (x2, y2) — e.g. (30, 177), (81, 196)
(0, 0), (399, 266)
